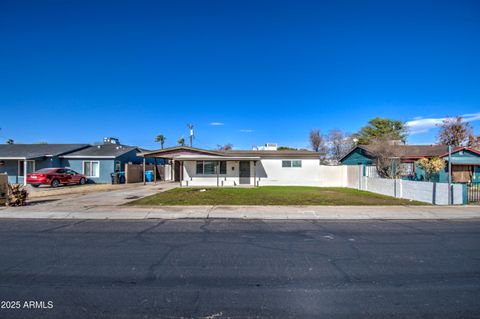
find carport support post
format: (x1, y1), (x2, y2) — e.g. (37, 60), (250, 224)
(143, 158), (146, 185)
(253, 161), (257, 187)
(23, 160), (27, 186)
(153, 157), (157, 184)
(216, 161), (219, 187)
(448, 145), (452, 205)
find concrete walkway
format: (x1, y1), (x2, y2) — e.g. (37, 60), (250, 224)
(0, 204), (479, 220)
(1, 182), (479, 220)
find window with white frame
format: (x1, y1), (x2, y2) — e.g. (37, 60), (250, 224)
(83, 161), (100, 178)
(400, 162), (414, 176)
(196, 161), (227, 175)
(18, 160), (35, 176)
(282, 160), (302, 168)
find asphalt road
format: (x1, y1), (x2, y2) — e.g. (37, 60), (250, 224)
(0, 219), (479, 319)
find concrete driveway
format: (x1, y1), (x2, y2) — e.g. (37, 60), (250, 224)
(1, 182), (177, 213)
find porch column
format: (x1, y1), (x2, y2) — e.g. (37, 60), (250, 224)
(179, 161), (182, 187)
(16, 160), (20, 184)
(153, 157), (157, 184)
(143, 157), (146, 185)
(23, 160), (27, 186)
(216, 161), (219, 187)
(253, 160), (257, 187)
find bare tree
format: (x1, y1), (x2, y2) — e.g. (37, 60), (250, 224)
(368, 134), (405, 179)
(217, 143), (233, 150)
(468, 134), (480, 149)
(437, 116), (473, 147)
(309, 129), (328, 163)
(328, 129), (355, 163)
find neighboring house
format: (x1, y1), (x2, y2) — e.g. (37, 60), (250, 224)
(340, 145), (480, 183)
(0, 142), (153, 185)
(138, 145), (336, 187)
(0, 144), (90, 184)
(60, 144), (151, 183)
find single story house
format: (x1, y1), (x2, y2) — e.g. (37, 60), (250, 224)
(138, 146), (338, 187)
(0, 142), (152, 184)
(60, 144), (153, 183)
(0, 144), (89, 184)
(340, 144), (480, 183)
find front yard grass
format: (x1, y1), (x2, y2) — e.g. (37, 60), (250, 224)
(127, 186), (427, 206)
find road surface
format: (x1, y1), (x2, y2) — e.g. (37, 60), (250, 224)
(0, 219), (479, 318)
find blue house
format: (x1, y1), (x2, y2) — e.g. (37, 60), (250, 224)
(340, 145), (480, 183)
(0, 140), (154, 185)
(0, 144), (89, 184)
(60, 144), (153, 183)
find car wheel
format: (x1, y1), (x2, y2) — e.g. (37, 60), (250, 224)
(51, 179), (60, 188)
(79, 178), (86, 185)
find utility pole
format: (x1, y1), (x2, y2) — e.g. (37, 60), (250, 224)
(188, 123), (194, 147)
(448, 145), (452, 205)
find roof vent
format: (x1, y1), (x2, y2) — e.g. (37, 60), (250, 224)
(103, 137), (120, 145)
(253, 143), (278, 151)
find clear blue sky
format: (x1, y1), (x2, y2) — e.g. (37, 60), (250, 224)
(1, 0), (479, 150)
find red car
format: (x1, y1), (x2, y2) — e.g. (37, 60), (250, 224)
(27, 168), (87, 188)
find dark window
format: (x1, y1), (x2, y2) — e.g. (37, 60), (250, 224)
(204, 161), (215, 174)
(57, 169), (66, 174)
(220, 161), (226, 174)
(36, 168), (53, 173)
(282, 160), (292, 167)
(196, 161), (204, 174)
(292, 160), (302, 167)
(196, 161), (227, 174)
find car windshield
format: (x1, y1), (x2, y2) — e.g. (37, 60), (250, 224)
(35, 168), (53, 173)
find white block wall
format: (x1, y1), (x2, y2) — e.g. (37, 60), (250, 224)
(360, 176), (464, 205)
(257, 159), (348, 187)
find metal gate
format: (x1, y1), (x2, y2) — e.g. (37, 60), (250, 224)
(467, 182), (480, 203)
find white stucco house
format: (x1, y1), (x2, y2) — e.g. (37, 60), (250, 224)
(138, 145), (348, 187)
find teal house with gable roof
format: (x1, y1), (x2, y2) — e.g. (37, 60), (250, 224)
(340, 145), (480, 183)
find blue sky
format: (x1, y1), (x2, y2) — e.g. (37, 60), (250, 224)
(0, 0), (479, 150)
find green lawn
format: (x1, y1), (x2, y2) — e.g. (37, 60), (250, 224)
(127, 186), (427, 206)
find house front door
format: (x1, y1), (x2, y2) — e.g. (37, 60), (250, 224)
(174, 161), (181, 182)
(239, 161), (250, 184)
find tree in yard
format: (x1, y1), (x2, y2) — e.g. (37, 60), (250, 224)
(355, 117), (407, 145)
(155, 134), (166, 149)
(217, 143), (233, 150)
(6, 139), (14, 145)
(468, 134), (480, 149)
(368, 133), (406, 179)
(177, 137), (185, 146)
(309, 129), (328, 163)
(437, 116), (473, 147)
(417, 157), (446, 182)
(328, 129), (355, 163)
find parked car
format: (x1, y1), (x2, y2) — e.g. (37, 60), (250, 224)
(27, 168), (87, 188)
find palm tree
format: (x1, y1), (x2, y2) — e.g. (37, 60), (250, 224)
(177, 137), (185, 146)
(155, 134), (166, 149)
